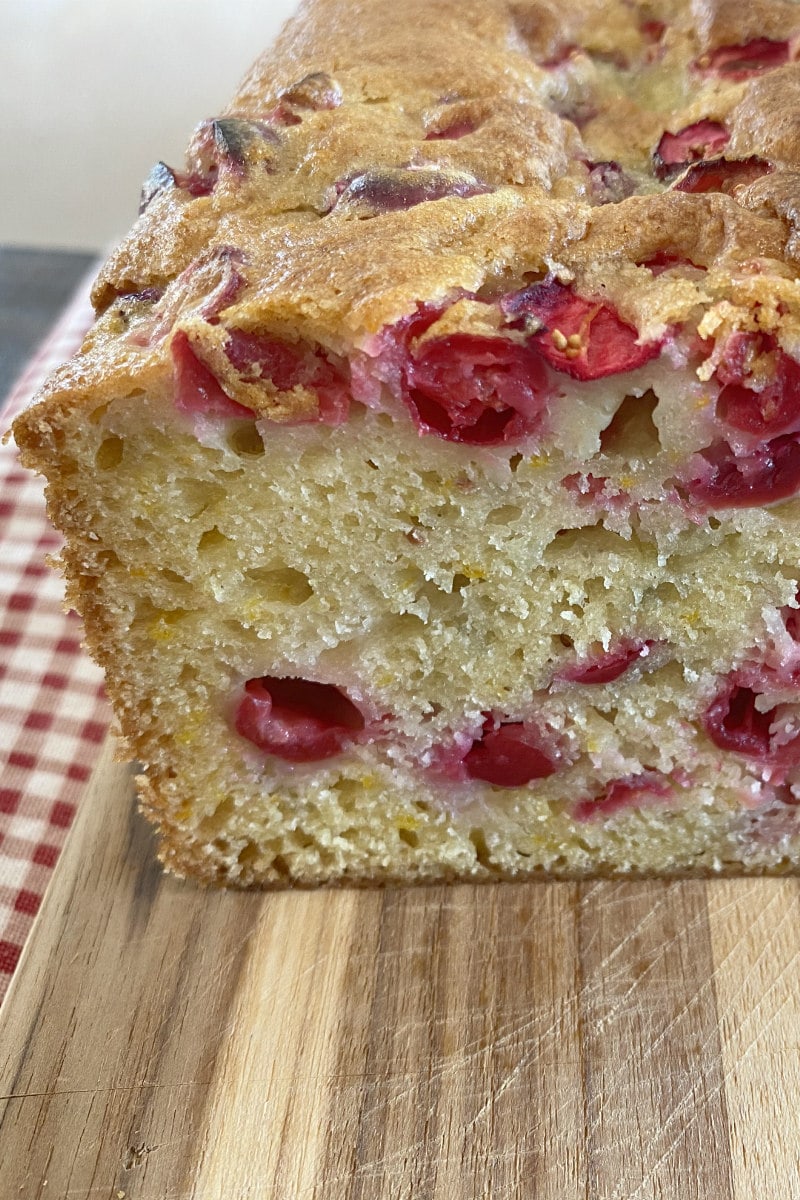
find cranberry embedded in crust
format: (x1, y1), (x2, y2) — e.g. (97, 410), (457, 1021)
(672, 156), (772, 195)
(329, 166), (492, 216)
(171, 330), (253, 419)
(704, 683), (776, 759)
(716, 339), (800, 439)
(685, 436), (800, 508)
(211, 119), (280, 167)
(558, 640), (652, 685)
(223, 329), (350, 425)
(704, 679), (800, 766)
(180, 119), (281, 195)
(503, 281), (661, 381)
(700, 38), (791, 81)
(640, 20), (665, 43)
(639, 251), (704, 275)
(653, 121), (729, 181)
(572, 771), (672, 822)
(236, 677), (365, 762)
(403, 333), (550, 445)
(463, 720), (558, 787)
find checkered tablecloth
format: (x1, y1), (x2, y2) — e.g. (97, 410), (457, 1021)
(0, 275), (110, 1006)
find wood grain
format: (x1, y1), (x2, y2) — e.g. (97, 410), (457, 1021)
(1, 737), (798, 1199)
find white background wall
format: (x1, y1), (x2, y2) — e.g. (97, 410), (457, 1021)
(2, 0), (301, 250)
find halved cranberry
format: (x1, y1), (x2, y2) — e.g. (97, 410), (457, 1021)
(685, 436), (800, 508)
(701, 38), (791, 80)
(672, 156), (771, 195)
(704, 683), (776, 758)
(235, 676), (365, 762)
(653, 121), (730, 181)
(171, 331), (253, 418)
(572, 770), (672, 822)
(223, 329), (350, 425)
(503, 281), (661, 380)
(716, 339), (800, 438)
(181, 119), (280, 193)
(464, 719), (558, 787)
(558, 640), (652, 685)
(403, 333), (549, 444)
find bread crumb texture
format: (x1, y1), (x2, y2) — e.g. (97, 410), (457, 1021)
(14, 0), (800, 883)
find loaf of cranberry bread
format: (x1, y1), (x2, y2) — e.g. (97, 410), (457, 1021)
(14, 0), (800, 883)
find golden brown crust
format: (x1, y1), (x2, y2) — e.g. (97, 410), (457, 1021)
(689, 0), (800, 53)
(730, 65), (800, 164)
(50, 0), (797, 425)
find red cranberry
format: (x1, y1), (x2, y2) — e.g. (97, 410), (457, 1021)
(639, 251), (704, 275)
(653, 121), (729, 181)
(672, 156), (772, 195)
(403, 333), (550, 444)
(572, 770), (672, 822)
(212, 119), (279, 167)
(640, 20), (665, 43)
(329, 166), (492, 216)
(502, 281), (661, 380)
(716, 338), (800, 439)
(700, 38), (791, 80)
(558, 640), (653, 685)
(685, 436), (800, 508)
(171, 331), (253, 419)
(235, 677), (365, 762)
(783, 590), (800, 642)
(704, 682), (776, 758)
(464, 719), (558, 787)
(181, 119), (281, 194)
(223, 329), (349, 425)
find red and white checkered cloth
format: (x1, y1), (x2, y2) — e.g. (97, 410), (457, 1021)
(0, 272), (110, 1006)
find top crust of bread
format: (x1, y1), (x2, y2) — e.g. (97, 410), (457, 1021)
(18, 0), (800, 431)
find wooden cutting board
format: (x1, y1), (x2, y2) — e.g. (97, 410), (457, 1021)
(2, 737), (800, 1199)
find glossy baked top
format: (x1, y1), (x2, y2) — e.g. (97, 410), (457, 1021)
(28, 0), (800, 421)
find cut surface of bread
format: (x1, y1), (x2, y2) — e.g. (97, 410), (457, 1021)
(13, 0), (800, 883)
